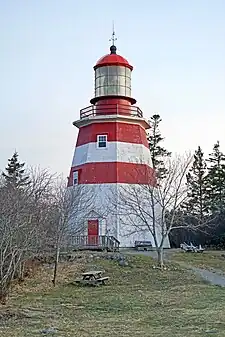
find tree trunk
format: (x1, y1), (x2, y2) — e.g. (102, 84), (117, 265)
(0, 283), (10, 305)
(18, 261), (25, 282)
(52, 245), (60, 287)
(157, 247), (164, 270)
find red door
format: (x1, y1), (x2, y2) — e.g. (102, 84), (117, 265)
(88, 220), (99, 245)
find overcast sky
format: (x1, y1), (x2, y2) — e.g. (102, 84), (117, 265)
(0, 0), (224, 176)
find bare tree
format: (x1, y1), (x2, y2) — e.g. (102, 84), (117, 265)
(24, 167), (57, 251)
(0, 167), (56, 303)
(108, 154), (197, 268)
(51, 180), (95, 286)
(0, 159), (96, 300)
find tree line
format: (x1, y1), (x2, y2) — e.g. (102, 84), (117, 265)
(148, 114), (225, 249)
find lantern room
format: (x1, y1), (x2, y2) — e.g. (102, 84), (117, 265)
(90, 45), (136, 106)
(94, 45), (132, 98)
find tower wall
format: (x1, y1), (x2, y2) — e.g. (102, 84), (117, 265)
(72, 142), (152, 167)
(68, 162), (155, 185)
(76, 122), (149, 147)
(68, 118), (170, 248)
(68, 121), (155, 186)
(68, 120), (156, 186)
(95, 98), (131, 115)
(67, 183), (170, 248)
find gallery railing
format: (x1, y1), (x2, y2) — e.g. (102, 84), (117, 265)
(80, 104), (143, 119)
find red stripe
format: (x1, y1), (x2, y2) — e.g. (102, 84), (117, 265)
(68, 162), (156, 186)
(76, 122), (149, 148)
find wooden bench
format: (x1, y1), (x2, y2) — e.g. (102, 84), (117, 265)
(95, 277), (109, 285)
(135, 241), (152, 251)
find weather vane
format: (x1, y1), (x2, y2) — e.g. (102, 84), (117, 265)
(109, 21), (117, 46)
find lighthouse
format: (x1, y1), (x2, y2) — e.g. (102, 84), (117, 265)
(68, 35), (169, 248)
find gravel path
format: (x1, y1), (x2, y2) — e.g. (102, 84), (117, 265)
(124, 249), (225, 287)
(191, 267), (225, 287)
(124, 249), (176, 260)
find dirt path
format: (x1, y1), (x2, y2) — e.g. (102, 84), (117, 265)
(124, 249), (225, 287)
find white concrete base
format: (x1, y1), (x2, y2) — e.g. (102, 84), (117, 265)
(68, 183), (170, 248)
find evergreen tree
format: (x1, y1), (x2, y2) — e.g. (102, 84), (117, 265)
(147, 114), (171, 179)
(206, 141), (225, 212)
(2, 151), (30, 188)
(182, 146), (209, 223)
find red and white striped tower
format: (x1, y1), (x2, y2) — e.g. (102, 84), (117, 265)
(68, 36), (170, 248)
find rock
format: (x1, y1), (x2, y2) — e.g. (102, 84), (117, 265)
(118, 256), (125, 261)
(111, 254), (125, 262)
(87, 265), (102, 271)
(205, 329), (218, 334)
(118, 260), (129, 267)
(40, 327), (58, 334)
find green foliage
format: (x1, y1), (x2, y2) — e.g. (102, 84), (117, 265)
(175, 142), (225, 247)
(2, 151), (30, 188)
(206, 141), (225, 212)
(206, 232), (225, 249)
(147, 114), (171, 179)
(169, 147), (210, 248)
(182, 146), (209, 222)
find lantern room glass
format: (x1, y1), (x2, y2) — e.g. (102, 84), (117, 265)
(95, 66), (131, 97)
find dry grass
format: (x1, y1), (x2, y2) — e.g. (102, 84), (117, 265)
(0, 253), (225, 337)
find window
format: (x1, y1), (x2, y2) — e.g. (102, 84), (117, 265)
(73, 171), (78, 185)
(117, 66), (125, 76)
(107, 85), (118, 95)
(125, 68), (131, 78)
(108, 66), (118, 76)
(97, 135), (107, 148)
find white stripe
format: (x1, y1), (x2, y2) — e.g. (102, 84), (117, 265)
(72, 141), (153, 167)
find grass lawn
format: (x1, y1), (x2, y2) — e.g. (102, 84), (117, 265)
(171, 250), (225, 272)
(1, 253), (225, 337)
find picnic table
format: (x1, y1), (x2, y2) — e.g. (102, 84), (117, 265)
(75, 270), (109, 286)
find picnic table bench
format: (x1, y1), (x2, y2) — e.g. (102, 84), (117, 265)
(135, 240), (152, 251)
(75, 270), (109, 286)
